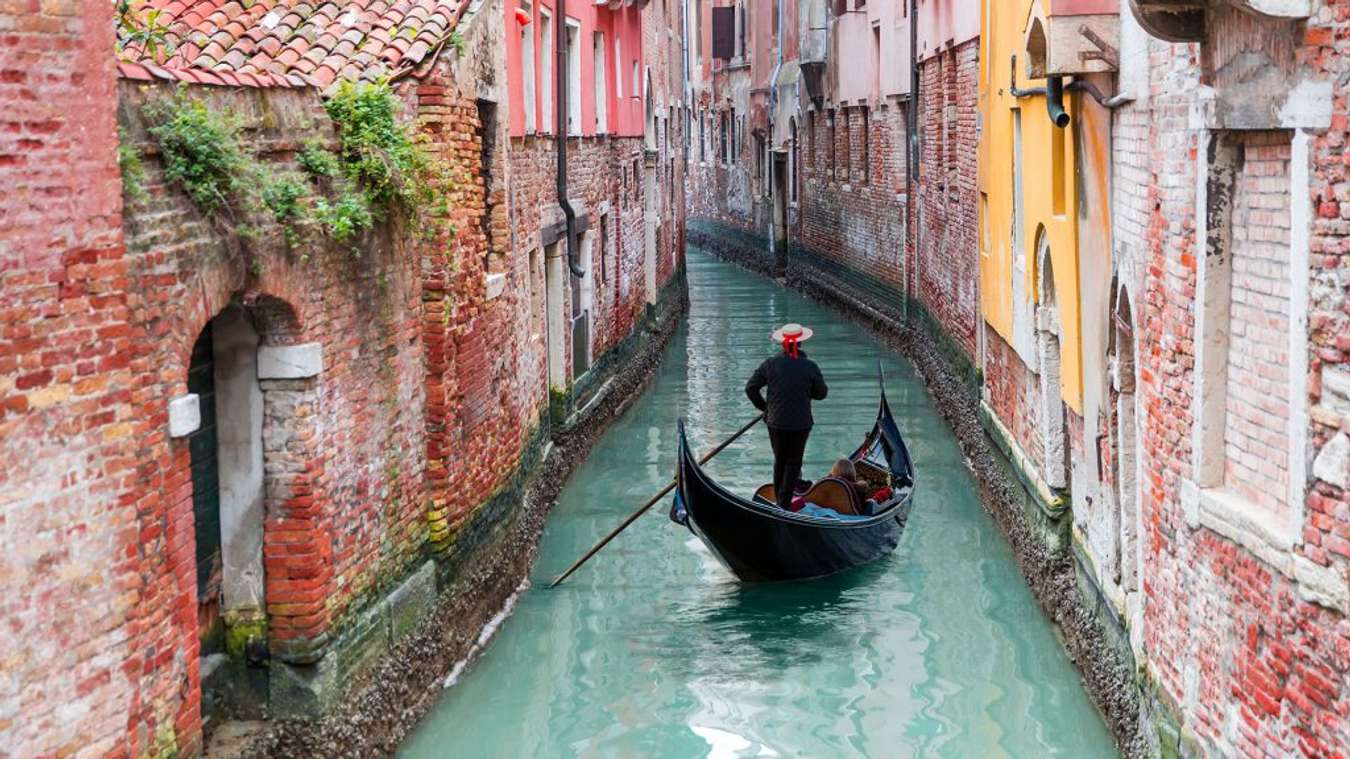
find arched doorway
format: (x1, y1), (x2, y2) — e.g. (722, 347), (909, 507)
(1035, 234), (1067, 490)
(186, 303), (268, 723)
(181, 296), (315, 723)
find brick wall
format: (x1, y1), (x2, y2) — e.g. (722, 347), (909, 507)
(0, 2), (144, 756)
(1112, 15), (1350, 755)
(796, 102), (909, 288)
(914, 40), (980, 361)
(1223, 132), (1293, 514)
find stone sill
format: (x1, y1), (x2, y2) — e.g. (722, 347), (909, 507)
(1184, 482), (1349, 613)
(978, 400), (1070, 520)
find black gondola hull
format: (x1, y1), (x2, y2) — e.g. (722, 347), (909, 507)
(673, 380), (916, 583)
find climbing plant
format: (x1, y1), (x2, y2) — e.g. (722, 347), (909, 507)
(114, 0), (175, 63)
(140, 78), (456, 259)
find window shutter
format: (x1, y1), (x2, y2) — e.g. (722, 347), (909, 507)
(712, 7), (735, 60)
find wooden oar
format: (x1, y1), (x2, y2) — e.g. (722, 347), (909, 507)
(548, 413), (765, 588)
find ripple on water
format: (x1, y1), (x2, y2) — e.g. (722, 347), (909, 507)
(400, 250), (1117, 759)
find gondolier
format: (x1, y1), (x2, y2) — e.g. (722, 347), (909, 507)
(745, 323), (829, 511)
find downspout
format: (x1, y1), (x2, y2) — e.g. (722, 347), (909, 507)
(557, 0), (585, 277)
(905, 0), (917, 314)
(767, 0), (784, 257)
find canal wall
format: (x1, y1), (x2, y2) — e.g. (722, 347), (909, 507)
(239, 274), (689, 757)
(687, 217), (1152, 757)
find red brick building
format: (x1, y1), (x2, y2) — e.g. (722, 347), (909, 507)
(0, 0), (685, 755)
(1111, 4), (1350, 754)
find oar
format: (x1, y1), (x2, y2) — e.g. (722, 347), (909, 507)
(548, 413), (765, 588)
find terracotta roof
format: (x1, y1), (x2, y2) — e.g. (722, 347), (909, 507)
(120, 0), (469, 89)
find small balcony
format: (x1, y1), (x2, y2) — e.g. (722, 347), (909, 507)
(1129, 0), (1310, 43)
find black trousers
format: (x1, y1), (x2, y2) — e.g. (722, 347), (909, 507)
(768, 426), (811, 510)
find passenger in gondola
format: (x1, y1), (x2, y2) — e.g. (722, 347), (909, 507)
(745, 323), (829, 511)
(829, 459), (871, 508)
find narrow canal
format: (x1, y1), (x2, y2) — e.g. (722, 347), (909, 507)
(401, 249), (1116, 757)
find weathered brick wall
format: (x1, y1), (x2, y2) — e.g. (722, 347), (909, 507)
(507, 135), (650, 368)
(797, 103), (909, 288)
(0, 3), (148, 756)
(983, 326), (1046, 470)
(1112, 15), (1350, 755)
(914, 41), (979, 360)
(416, 66), (545, 539)
(1224, 132), (1294, 514)
(114, 73), (430, 721)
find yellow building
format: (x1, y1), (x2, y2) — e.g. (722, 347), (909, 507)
(977, 0), (1118, 494)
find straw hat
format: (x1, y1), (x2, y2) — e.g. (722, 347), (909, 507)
(770, 323), (814, 345)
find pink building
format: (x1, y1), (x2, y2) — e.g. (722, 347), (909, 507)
(505, 0), (645, 139)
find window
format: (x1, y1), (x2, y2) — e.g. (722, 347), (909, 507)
(720, 111), (728, 165)
(614, 35), (624, 106)
(631, 60), (639, 98)
(873, 27), (881, 101)
(539, 10), (553, 133)
(520, 4), (535, 133)
(737, 2), (746, 59)
(699, 109), (706, 161)
(565, 20), (581, 136)
(592, 33), (607, 133)
(841, 108), (852, 183)
(820, 110), (831, 180)
(1195, 131), (1299, 518)
(861, 107), (870, 185)
(790, 119), (798, 203)
(807, 111), (815, 175)
(599, 213), (609, 283)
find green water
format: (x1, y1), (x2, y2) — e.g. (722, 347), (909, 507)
(402, 250), (1117, 758)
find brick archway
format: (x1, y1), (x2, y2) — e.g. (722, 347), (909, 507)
(171, 293), (332, 724)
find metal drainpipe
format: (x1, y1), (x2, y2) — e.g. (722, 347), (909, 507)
(905, 0), (917, 314)
(557, 0), (585, 277)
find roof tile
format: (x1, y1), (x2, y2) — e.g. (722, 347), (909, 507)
(120, 0), (468, 89)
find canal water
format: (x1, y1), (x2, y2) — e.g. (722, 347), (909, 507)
(402, 249), (1116, 758)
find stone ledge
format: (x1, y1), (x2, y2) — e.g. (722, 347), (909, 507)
(1190, 483), (1350, 613)
(169, 393), (201, 438)
(1196, 486), (1295, 573)
(257, 343), (323, 379)
(978, 401), (1071, 521)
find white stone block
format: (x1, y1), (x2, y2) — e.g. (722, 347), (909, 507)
(168, 394), (201, 438)
(257, 342), (323, 380)
(1294, 555), (1350, 614)
(1312, 432), (1349, 490)
(485, 272), (506, 301)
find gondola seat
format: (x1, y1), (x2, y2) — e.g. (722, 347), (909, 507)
(754, 478), (863, 516)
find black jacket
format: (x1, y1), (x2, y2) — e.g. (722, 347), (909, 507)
(745, 350), (828, 431)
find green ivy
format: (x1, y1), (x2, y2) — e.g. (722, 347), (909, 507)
(297, 140), (340, 179)
(262, 173), (309, 246)
(117, 129), (148, 204)
(314, 192), (374, 246)
(141, 78), (454, 260)
(323, 79), (453, 236)
(115, 0), (175, 63)
(144, 89), (251, 217)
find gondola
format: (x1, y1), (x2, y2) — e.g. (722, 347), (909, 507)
(670, 374), (916, 582)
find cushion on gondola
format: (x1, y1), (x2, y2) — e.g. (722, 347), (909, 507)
(798, 503), (872, 522)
